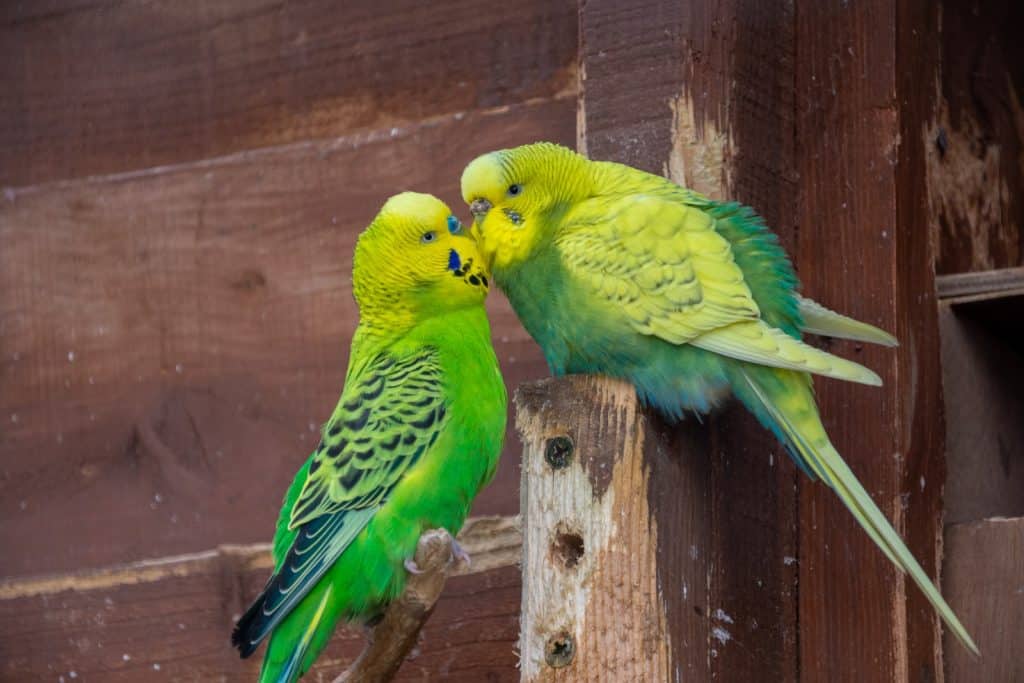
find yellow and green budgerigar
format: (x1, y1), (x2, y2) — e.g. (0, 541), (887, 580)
(231, 192), (508, 681)
(460, 142), (978, 654)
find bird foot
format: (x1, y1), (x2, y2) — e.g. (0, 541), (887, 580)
(450, 537), (471, 570)
(404, 531), (471, 575)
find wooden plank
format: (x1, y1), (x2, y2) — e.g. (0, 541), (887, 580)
(927, 1), (1024, 275)
(943, 517), (1024, 682)
(936, 267), (1024, 304)
(0, 0), (578, 186)
(578, 2), (799, 680)
(0, 515), (521, 682)
(516, 376), (711, 682)
(0, 97), (574, 578)
(896, 3), (949, 673)
(939, 301), (1024, 525)
(795, 0), (945, 678)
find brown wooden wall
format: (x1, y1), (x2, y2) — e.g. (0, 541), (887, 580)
(1, 0), (576, 578)
(1, 2), (574, 680)
(2, 0), (1022, 681)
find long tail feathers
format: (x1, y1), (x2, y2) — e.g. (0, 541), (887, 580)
(260, 584), (334, 683)
(737, 366), (979, 655)
(797, 295), (899, 347)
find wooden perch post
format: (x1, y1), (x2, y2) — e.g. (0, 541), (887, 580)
(516, 376), (712, 681)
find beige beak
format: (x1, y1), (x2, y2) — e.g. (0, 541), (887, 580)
(470, 198), (493, 218)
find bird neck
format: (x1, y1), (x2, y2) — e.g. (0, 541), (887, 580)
(347, 304), (489, 375)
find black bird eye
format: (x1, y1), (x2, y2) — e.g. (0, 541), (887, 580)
(420, 231), (437, 244)
(508, 184), (522, 196)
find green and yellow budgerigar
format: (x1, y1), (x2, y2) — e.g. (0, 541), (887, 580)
(232, 192), (507, 681)
(460, 142), (977, 654)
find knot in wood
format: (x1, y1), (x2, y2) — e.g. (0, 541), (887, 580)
(544, 631), (575, 668)
(544, 435), (574, 469)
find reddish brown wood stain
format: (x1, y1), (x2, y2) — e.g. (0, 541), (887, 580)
(0, 3), (575, 679)
(0, 550), (521, 682)
(0, 0), (578, 186)
(795, 0), (945, 678)
(1, 0), (1014, 679)
(0, 99), (573, 578)
(930, 1), (1024, 274)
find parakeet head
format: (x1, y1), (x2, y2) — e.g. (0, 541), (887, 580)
(353, 192), (489, 328)
(460, 142), (590, 270)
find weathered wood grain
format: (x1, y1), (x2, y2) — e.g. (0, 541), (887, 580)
(928, 1), (1024, 275)
(936, 267), (1024, 304)
(0, 97), (574, 578)
(516, 376), (715, 682)
(0, 0), (578, 186)
(943, 517), (1024, 682)
(794, 0), (946, 678)
(578, 2), (800, 680)
(0, 515), (521, 682)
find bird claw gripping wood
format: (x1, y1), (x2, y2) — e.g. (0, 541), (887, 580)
(404, 529), (470, 575)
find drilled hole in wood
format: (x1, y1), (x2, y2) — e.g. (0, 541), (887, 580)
(544, 631), (575, 668)
(551, 524), (584, 569)
(544, 435), (574, 469)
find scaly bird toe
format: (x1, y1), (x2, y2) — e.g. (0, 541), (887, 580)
(450, 537), (471, 569)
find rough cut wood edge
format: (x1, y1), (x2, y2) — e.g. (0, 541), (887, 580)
(942, 516), (1024, 682)
(516, 376), (700, 682)
(333, 529), (462, 683)
(0, 514), (521, 600)
(935, 267), (1024, 303)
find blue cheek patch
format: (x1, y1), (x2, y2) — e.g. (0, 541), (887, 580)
(447, 215), (463, 234)
(447, 249), (461, 272)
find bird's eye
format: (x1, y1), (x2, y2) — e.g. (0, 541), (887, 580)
(446, 215), (463, 235)
(420, 231), (437, 244)
(508, 184), (522, 197)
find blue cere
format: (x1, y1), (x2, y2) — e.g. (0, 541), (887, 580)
(447, 215), (463, 234)
(447, 249), (461, 272)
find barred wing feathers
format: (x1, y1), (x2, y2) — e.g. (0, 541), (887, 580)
(232, 349), (447, 655)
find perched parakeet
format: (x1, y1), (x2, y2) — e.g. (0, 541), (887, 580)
(231, 192), (508, 682)
(460, 142), (977, 654)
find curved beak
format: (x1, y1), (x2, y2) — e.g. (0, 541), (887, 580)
(469, 198), (493, 219)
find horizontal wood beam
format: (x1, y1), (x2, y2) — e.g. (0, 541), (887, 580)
(0, 515), (520, 600)
(935, 267), (1024, 303)
(0, 515), (521, 682)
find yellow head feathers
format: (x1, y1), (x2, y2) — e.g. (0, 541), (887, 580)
(460, 142), (591, 270)
(353, 192), (490, 329)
